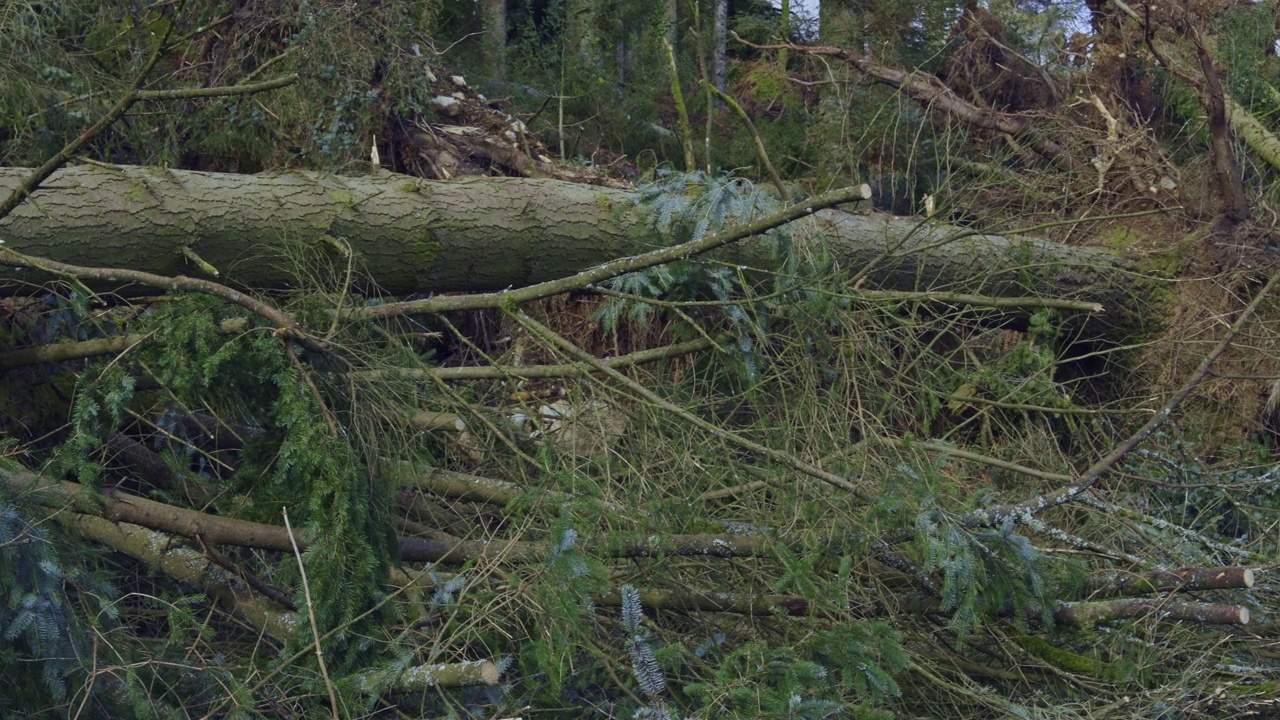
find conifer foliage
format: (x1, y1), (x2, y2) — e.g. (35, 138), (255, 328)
(3, 1), (1280, 718)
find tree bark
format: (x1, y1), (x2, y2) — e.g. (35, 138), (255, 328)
(481, 0), (506, 78)
(713, 0), (728, 93)
(1088, 567), (1254, 597)
(0, 165), (1144, 338)
(778, 0), (791, 69)
(1055, 598), (1250, 627)
(665, 0), (678, 47)
(567, 0), (598, 65)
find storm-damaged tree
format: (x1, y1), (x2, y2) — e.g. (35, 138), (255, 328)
(2, 2), (1280, 719)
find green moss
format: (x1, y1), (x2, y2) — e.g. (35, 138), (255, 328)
(1097, 227), (1137, 252)
(498, 292), (519, 314)
(1224, 680), (1279, 696)
(1140, 228), (1205, 278)
(411, 235), (443, 271)
(1015, 635), (1125, 680)
(329, 188), (355, 205)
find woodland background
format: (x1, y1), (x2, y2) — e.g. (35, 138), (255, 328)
(2, 0), (1280, 718)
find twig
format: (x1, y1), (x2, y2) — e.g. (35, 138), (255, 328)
(197, 537), (297, 611)
(0, 333), (149, 370)
(509, 310), (868, 497)
(361, 334), (720, 381)
(880, 438), (1074, 484)
(404, 464), (622, 511)
(940, 393), (1147, 416)
(133, 74), (297, 102)
(703, 81), (789, 200)
(856, 289), (1102, 313)
(283, 508), (340, 720)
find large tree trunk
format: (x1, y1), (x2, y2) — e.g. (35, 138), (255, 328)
(0, 165), (1144, 337)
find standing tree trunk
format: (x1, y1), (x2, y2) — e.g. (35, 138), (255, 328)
(665, 0), (679, 48)
(778, 0), (791, 69)
(567, 0), (598, 66)
(481, 0), (507, 78)
(713, 0), (728, 93)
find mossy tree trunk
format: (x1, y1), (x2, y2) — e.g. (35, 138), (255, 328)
(567, 0), (598, 65)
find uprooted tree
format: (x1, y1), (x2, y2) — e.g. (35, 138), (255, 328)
(2, 1), (1280, 719)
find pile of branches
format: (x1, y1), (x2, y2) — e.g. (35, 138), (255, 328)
(2, 5), (1280, 720)
(3, 164), (1278, 717)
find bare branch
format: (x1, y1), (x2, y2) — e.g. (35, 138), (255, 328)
(0, 247), (328, 353)
(349, 184), (869, 320)
(732, 32), (1077, 170)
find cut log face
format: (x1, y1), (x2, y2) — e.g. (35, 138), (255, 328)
(0, 165), (1144, 339)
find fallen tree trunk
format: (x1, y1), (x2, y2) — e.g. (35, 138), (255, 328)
(0, 165), (1146, 338)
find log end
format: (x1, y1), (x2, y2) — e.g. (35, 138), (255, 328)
(478, 660), (502, 685)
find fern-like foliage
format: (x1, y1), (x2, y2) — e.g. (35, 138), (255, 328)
(620, 584), (666, 700)
(915, 499), (1052, 641)
(0, 502), (84, 709)
(597, 169), (796, 383)
(633, 169), (784, 247)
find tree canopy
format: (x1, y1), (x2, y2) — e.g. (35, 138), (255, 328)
(2, 1), (1280, 718)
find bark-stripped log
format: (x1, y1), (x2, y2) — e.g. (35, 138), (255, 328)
(1055, 598), (1250, 627)
(1088, 567), (1255, 597)
(0, 165), (1146, 338)
(73, 515), (299, 639)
